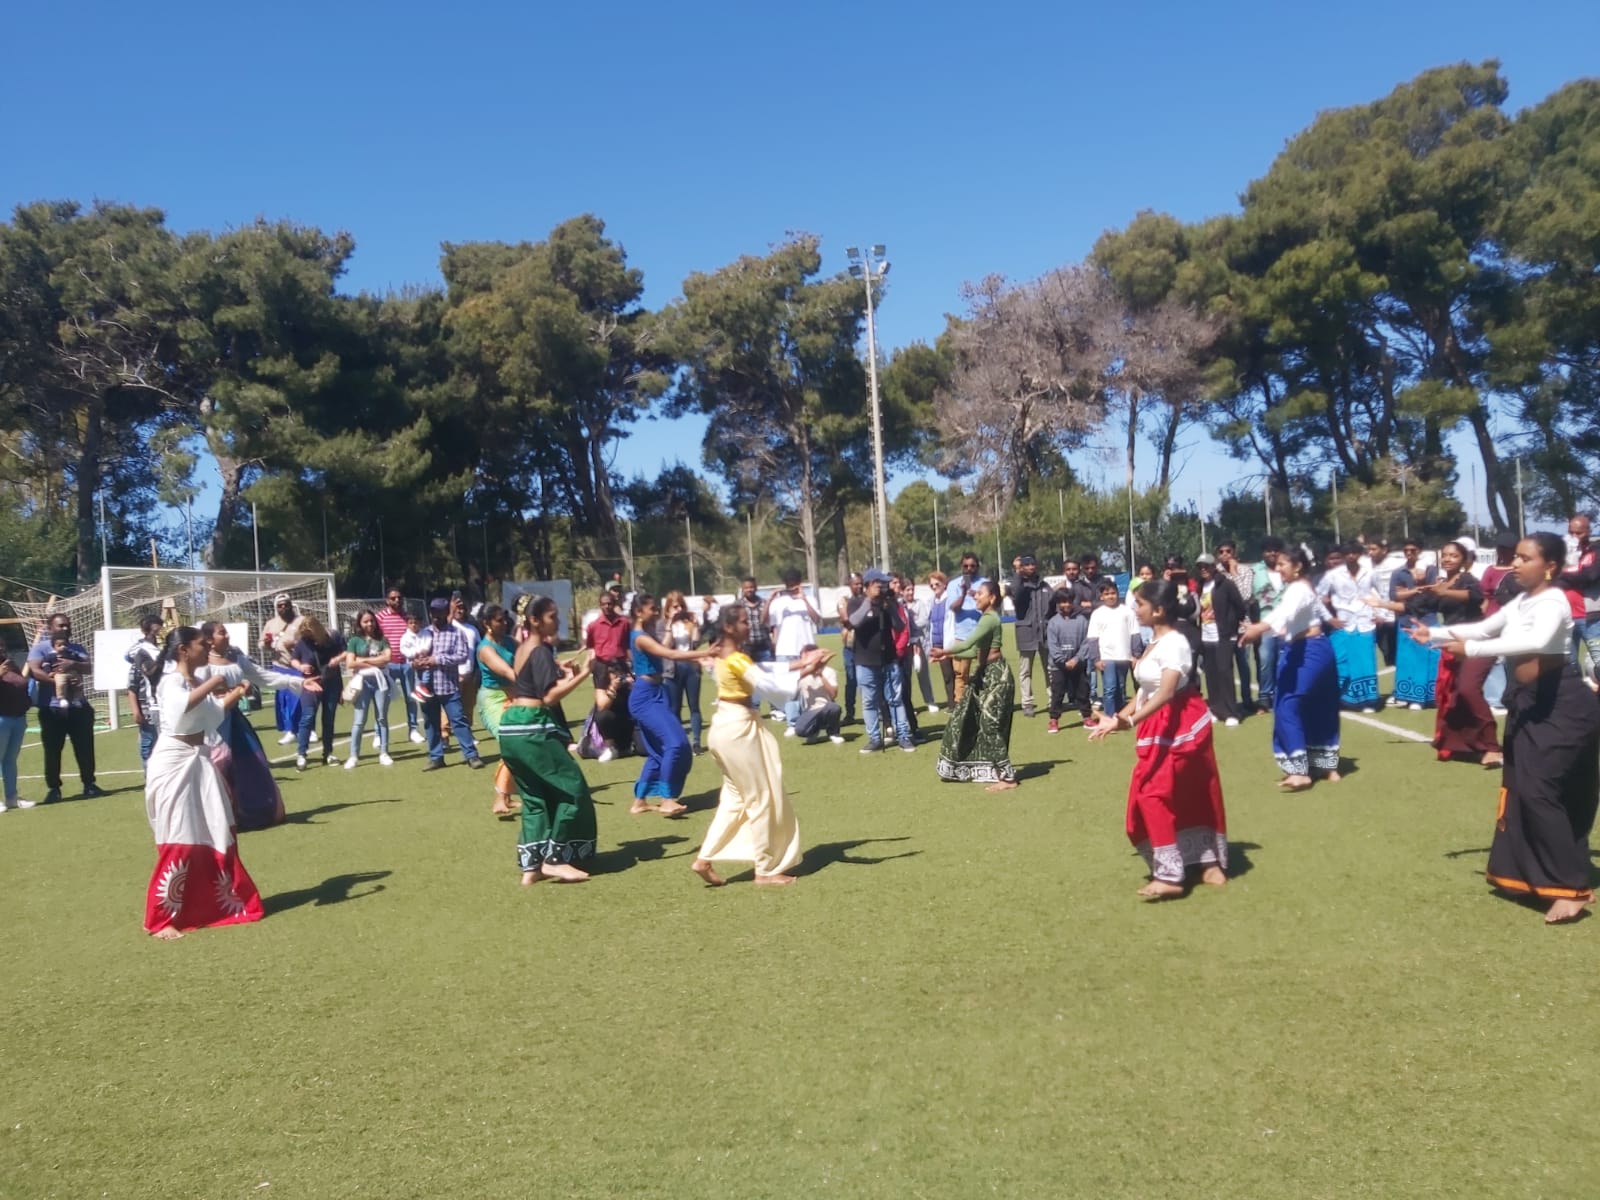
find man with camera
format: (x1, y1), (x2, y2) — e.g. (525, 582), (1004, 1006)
(846, 568), (915, 753)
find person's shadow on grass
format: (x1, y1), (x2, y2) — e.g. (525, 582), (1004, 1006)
(1015, 760), (1059, 782)
(798, 836), (919, 877)
(590, 834), (693, 874)
(280, 797), (405, 825)
(1226, 841), (1260, 879)
(264, 870), (391, 913)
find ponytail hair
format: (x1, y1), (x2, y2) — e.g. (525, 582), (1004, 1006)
(150, 625), (205, 689)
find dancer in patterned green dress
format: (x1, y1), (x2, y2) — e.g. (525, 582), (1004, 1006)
(931, 580), (1019, 791)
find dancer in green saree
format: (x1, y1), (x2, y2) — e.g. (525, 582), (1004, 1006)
(930, 580), (1019, 791)
(497, 595), (597, 885)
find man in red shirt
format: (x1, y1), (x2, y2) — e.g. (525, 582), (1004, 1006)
(585, 585), (631, 697)
(374, 587), (424, 745)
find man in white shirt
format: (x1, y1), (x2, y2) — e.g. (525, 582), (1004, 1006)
(766, 568), (821, 726)
(1318, 542), (1380, 711)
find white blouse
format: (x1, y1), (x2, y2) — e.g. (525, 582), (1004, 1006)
(1431, 587), (1573, 659)
(156, 671), (226, 737)
(1267, 580), (1324, 639)
(1133, 630), (1193, 706)
(196, 650), (289, 692)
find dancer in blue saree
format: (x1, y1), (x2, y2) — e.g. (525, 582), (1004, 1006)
(1241, 549), (1342, 792)
(626, 594), (710, 818)
(197, 621), (301, 831)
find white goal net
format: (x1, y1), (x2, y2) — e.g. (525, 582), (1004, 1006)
(6, 566), (337, 729)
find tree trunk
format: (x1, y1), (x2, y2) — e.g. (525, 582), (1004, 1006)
(1124, 391), (1139, 498)
(585, 431), (630, 582)
(75, 398), (104, 583)
(207, 443), (245, 568)
(1464, 405), (1516, 533)
(1155, 401), (1181, 492)
(797, 429), (820, 589)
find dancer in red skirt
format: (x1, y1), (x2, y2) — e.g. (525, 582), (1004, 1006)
(1089, 580), (1229, 899)
(142, 627), (264, 939)
(1422, 540), (1503, 767)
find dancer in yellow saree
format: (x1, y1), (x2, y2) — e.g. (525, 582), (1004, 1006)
(691, 605), (831, 888)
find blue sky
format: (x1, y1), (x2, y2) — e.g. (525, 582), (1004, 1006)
(4, 0), (1597, 528)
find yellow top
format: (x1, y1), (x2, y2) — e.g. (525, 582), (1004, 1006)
(716, 652), (755, 703)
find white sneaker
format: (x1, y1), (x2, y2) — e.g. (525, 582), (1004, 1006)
(784, 727), (797, 738)
(768, 711), (787, 722)
(829, 735), (844, 745)
(1224, 718), (1240, 727)
(409, 728), (425, 744)
(295, 755), (308, 770)
(1361, 708), (1375, 715)
(378, 753), (394, 767)
(14, 797), (37, 809)
(1409, 702), (1423, 711)
(597, 747), (615, 764)
(1490, 706), (1507, 716)
(344, 756), (358, 770)
(277, 732), (296, 745)
(927, 705), (940, 714)
(371, 732), (381, 747)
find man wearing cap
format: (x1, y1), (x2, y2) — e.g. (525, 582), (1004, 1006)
(1006, 553), (1050, 718)
(847, 569), (914, 753)
(261, 594), (304, 745)
(416, 596), (483, 771)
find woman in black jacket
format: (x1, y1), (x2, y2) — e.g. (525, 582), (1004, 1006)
(1195, 555), (1248, 725)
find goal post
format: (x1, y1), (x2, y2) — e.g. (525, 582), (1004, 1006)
(8, 566), (338, 732)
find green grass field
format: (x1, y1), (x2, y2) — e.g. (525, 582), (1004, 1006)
(3, 649), (1598, 1199)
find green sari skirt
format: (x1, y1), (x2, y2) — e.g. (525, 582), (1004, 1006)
(498, 704), (597, 869)
(936, 657), (1018, 783)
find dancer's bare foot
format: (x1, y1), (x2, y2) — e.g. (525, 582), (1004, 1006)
(657, 799), (688, 818)
(690, 858), (726, 887)
(985, 780), (1019, 792)
(1200, 866), (1228, 888)
(1278, 775), (1313, 792)
(520, 870), (543, 887)
(629, 800), (660, 815)
(1545, 897), (1589, 924)
(539, 862), (590, 883)
(1136, 880), (1185, 900)
(754, 873), (798, 887)
(1325, 770), (1343, 784)
(150, 927), (184, 940)
(492, 797), (516, 817)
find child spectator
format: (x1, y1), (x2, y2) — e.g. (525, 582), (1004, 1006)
(1045, 589), (1092, 732)
(1086, 578), (1140, 718)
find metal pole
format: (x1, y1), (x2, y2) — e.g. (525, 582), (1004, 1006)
(98, 490), (108, 568)
(1199, 483), (1208, 557)
(1128, 485), (1137, 573)
(627, 519), (636, 592)
(1330, 472), (1340, 544)
(746, 510), (755, 578)
(1264, 478), (1272, 536)
(1058, 489), (1066, 569)
(322, 506), (329, 570)
(686, 514), (696, 595)
(101, 564), (119, 732)
(1516, 458), (1525, 538)
(993, 494), (1003, 582)
(863, 251), (890, 570)
(932, 494), (941, 574)
(378, 518), (386, 591)
(185, 496), (194, 571)
(1401, 472), (1410, 539)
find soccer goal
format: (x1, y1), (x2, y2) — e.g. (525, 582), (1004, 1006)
(9, 566), (338, 731)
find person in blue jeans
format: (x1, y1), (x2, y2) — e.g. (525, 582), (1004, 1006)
(1086, 578), (1139, 718)
(416, 597), (483, 771)
(1559, 514), (1600, 675)
(0, 656), (36, 811)
(125, 613), (165, 771)
(290, 615), (345, 768)
(1253, 537), (1288, 711)
(835, 573), (864, 722)
(847, 569), (914, 752)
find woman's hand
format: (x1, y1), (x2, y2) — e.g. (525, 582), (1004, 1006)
(1085, 714), (1122, 742)
(1404, 621), (1433, 646)
(1441, 638), (1468, 658)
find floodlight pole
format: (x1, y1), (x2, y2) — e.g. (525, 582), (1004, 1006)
(850, 244), (891, 571)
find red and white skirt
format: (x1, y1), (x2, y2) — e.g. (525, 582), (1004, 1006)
(143, 736), (263, 933)
(1128, 689), (1229, 883)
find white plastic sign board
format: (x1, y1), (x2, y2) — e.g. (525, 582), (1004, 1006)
(92, 623), (249, 693)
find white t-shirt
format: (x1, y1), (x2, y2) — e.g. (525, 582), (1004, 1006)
(1319, 567), (1376, 633)
(1199, 581), (1219, 644)
(1133, 630), (1193, 706)
(796, 665), (839, 711)
(768, 592), (818, 658)
(1088, 604), (1140, 663)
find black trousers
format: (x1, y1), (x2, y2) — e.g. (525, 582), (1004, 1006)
(40, 703), (96, 791)
(1048, 661), (1090, 720)
(1200, 640), (1241, 722)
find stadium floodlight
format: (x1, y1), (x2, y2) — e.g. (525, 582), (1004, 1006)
(850, 242), (892, 571)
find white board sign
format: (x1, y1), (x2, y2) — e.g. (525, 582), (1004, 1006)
(92, 623), (249, 692)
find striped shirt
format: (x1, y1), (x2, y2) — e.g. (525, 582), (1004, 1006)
(374, 608), (409, 663)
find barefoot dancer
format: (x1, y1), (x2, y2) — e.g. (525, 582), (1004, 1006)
(1240, 548), (1342, 792)
(1421, 541), (1503, 768)
(498, 596), (597, 885)
(474, 605), (520, 817)
(930, 580), (1018, 791)
(1420, 533), (1599, 924)
(1088, 581), (1228, 899)
(143, 627), (263, 939)
(625, 594), (706, 817)
(690, 606), (828, 888)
